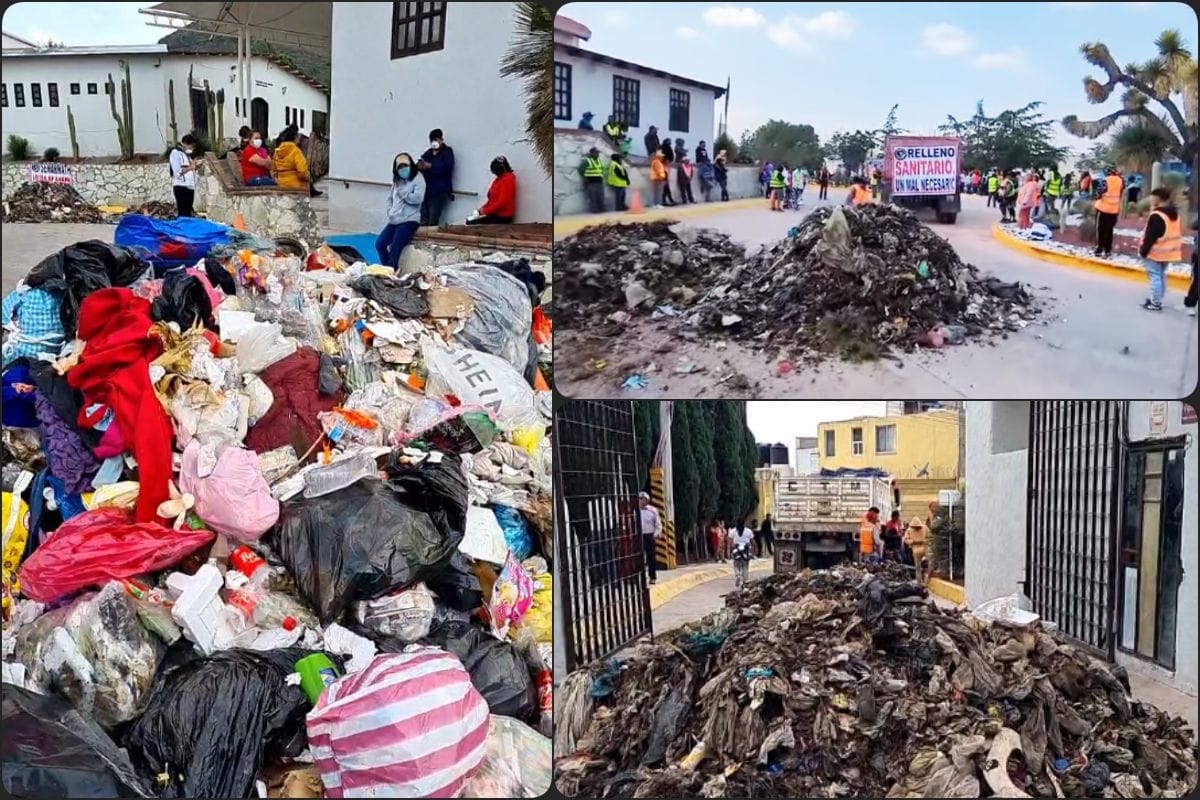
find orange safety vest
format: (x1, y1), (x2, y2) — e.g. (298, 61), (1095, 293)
(1095, 175), (1124, 215)
(851, 185), (874, 206)
(1144, 210), (1183, 263)
(650, 158), (668, 182)
(859, 513), (879, 554)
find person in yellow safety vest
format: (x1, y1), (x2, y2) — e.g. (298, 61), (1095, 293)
(1042, 167), (1062, 217)
(1093, 167), (1124, 258)
(998, 171), (1019, 223)
(859, 506), (882, 561)
(606, 153), (630, 212)
(986, 171), (1000, 208)
(603, 115), (623, 146)
(847, 176), (874, 207)
(1138, 187), (1183, 312)
(904, 516), (930, 584)
(768, 165), (787, 212)
(578, 146), (606, 213)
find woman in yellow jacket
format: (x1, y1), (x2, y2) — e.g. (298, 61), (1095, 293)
(272, 125), (311, 191)
(904, 517), (930, 585)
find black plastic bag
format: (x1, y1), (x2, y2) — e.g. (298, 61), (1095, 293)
(425, 551), (484, 611)
(3, 685), (153, 798)
(419, 619), (539, 722)
(271, 473), (465, 624)
(384, 451), (469, 535)
(123, 647), (318, 799)
(23, 240), (149, 337)
(351, 274), (430, 318)
(327, 244), (365, 265)
(492, 258), (546, 308)
(151, 269), (214, 330)
(203, 257), (237, 295)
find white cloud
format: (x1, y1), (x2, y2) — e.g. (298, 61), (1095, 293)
(768, 10), (857, 53)
(703, 5), (766, 29)
(675, 26), (704, 39)
(921, 23), (974, 56)
(972, 48), (1029, 71)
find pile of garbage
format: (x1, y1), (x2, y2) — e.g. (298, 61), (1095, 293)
(131, 201), (180, 220)
(554, 206), (1040, 361)
(2, 214), (553, 798)
(555, 565), (1197, 799)
(2, 182), (105, 223)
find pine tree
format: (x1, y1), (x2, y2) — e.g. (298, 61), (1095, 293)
(690, 401), (720, 528)
(714, 402), (745, 522)
(671, 403), (700, 542)
(632, 401), (660, 490)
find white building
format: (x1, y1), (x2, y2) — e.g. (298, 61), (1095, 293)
(1, 33), (328, 159)
(553, 16), (724, 156)
(794, 436), (820, 475)
(965, 401), (1198, 696)
(326, 2), (551, 231)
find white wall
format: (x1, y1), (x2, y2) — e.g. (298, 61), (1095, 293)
(327, 3), (550, 231)
(963, 401), (1030, 608)
(554, 49), (719, 157)
(1, 52), (327, 158)
(794, 447), (819, 475)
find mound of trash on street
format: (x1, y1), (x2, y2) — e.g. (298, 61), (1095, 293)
(3, 182), (106, 223)
(553, 206), (1041, 361)
(555, 565), (1197, 799)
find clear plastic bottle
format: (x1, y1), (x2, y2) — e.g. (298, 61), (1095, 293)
(302, 452), (379, 498)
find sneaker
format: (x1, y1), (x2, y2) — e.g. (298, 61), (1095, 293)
(649, 578), (657, 585)
(1141, 299), (1163, 312)
(1187, 305), (1198, 317)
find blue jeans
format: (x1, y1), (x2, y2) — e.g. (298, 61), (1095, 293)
(246, 175), (276, 186)
(376, 221), (419, 269)
(1143, 258), (1167, 304)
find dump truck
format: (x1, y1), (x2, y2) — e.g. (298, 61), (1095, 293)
(771, 472), (893, 572)
(882, 135), (961, 224)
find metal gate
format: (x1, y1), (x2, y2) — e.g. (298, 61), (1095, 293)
(1025, 401), (1122, 658)
(555, 400), (653, 672)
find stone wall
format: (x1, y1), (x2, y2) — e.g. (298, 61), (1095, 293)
(1, 160), (207, 207)
(553, 129), (762, 216)
(198, 153), (321, 245)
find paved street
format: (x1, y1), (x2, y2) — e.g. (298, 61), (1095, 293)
(2, 222), (119, 293)
(556, 194), (1198, 398)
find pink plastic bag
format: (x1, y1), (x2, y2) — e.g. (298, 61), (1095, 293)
(179, 441), (279, 542)
(308, 649), (489, 798)
(16, 507), (214, 603)
(490, 551), (535, 639)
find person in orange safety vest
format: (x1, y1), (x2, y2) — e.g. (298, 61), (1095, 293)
(1093, 166), (1124, 258)
(847, 176), (874, 207)
(1137, 187), (1183, 312)
(858, 506), (882, 560)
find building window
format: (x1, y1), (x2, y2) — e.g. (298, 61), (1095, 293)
(1, 84), (7, 108)
(48, 82), (59, 107)
(14, 83), (25, 107)
(669, 88), (690, 132)
(391, 1), (446, 59)
(312, 110), (328, 136)
(30, 83), (42, 107)
(875, 424), (897, 454)
(612, 74), (640, 128)
(851, 427), (864, 456)
(553, 62), (572, 121)
(87, 82), (98, 95)
(285, 106), (292, 125)
(299, 108), (304, 128)
(823, 429), (835, 457)
(70, 82), (80, 95)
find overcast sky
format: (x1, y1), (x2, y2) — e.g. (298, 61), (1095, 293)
(559, 1), (1197, 153)
(747, 401), (887, 450)
(3, 3), (160, 46)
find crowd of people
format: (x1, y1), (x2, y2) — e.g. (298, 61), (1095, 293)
(857, 505), (932, 584)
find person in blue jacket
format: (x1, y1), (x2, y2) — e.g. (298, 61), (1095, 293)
(417, 128), (455, 227)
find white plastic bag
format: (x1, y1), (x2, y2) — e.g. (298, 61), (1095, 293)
(422, 339), (536, 429)
(460, 505), (509, 565)
(235, 322), (296, 374)
(354, 584), (436, 642)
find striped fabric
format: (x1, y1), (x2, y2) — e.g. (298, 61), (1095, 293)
(307, 648), (489, 798)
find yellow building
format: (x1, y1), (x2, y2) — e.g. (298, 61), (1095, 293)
(817, 409), (961, 518)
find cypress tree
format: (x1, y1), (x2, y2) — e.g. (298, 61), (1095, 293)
(689, 401), (720, 529)
(671, 402), (700, 541)
(714, 402), (745, 522)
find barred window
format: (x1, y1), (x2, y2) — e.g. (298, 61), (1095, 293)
(391, 1), (445, 59)
(668, 88), (689, 133)
(554, 62), (572, 121)
(612, 75), (640, 128)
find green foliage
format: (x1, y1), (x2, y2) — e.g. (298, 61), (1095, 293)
(689, 402), (720, 526)
(105, 61), (135, 159)
(713, 131), (738, 162)
(7, 135), (32, 160)
(713, 402), (747, 522)
(745, 120), (824, 171)
(671, 404), (700, 538)
(1110, 120), (1173, 173)
(167, 79), (178, 144)
(939, 100), (1068, 171)
(824, 129), (876, 175)
(632, 401), (660, 491)
(42, 147), (60, 162)
(499, 1), (553, 177)
(66, 105), (79, 160)
(740, 423), (760, 520)
(1076, 141), (1112, 172)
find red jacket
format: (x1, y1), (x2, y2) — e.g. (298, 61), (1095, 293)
(479, 171), (517, 218)
(241, 144), (271, 182)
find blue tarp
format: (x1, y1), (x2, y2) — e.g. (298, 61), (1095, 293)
(323, 233), (379, 263)
(114, 215), (232, 271)
(819, 467), (890, 478)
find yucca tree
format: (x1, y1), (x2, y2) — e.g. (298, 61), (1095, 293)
(1110, 120), (1173, 175)
(500, 2), (553, 177)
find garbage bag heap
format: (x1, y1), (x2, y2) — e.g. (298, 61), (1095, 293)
(1, 215), (553, 799)
(555, 564), (1197, 799)
(553, 206), (1041, 361)
(3, 182), (106, 223)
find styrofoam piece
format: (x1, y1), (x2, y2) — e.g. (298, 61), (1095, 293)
(169, 564), (226, 655)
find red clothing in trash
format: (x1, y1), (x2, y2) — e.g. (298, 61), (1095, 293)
(479, 171), (518, 219)
(68, 288), (173, 522)
(245, 347), (345, 460)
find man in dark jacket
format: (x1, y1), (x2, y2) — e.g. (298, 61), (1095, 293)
(673, 138), (687, 164)
(644, 125), (661, 158)
(695, 140), (709, 163)
(417, 128), (455, 226)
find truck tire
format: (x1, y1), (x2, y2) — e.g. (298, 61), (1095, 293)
(937, 212), (958, 224)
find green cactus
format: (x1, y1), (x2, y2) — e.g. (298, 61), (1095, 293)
(216, 88), (225, 142)
(167, 79), (178, 143)
(67, 105), (80, 159)
(105, 61), (135, 159)
(204, 80), (216, 143)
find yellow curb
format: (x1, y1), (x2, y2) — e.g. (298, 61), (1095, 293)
(991, 223), (1188, 293)
(554, 197), (766, 239)
(927, 577), (966, 606)
(650, 561), (773, 610)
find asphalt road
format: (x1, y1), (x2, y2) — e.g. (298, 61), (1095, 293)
(555, 194), (1198, 399)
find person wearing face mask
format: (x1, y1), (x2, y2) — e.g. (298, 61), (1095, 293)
(376, 153), (426, 269)
(417, 128), (456, 227)
(169, 134), (199, 217)
(467, 155), (518, 224)
(240, 131), (275, 186)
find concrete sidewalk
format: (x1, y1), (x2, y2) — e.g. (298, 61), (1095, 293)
(649, 559), (773, 611)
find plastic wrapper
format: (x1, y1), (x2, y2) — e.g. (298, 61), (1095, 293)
(235, 321), (297, 374)
(437, 265), (533, 371)
(517, 568), (552, 644)
(491, 551), (535, 639)
(344, 381), (416, 438)
(270, 456), (466, 623)
(425, 551), (485, 612)
(15, 582), (164, 728)
(169, 383), (249, 449)
(3, 684), (154, 798)
(336, 329), (381, 392)
(307, 650), (489, 798)
(460, 716), (552, 798)
(350, 274), (430, 318)
(418, 619), (539, 722)
(16, 507), (215, 604)
(461, 505), (509, 565)
(354, 583), (436, 642)
(151, 269), (215, 330)
(422, 340), (537, 430)
(494, 504), (533, 560)
(123, 647), (321, 799)
(234, 254), (313, 340)
(305, 244), (348, 273)
(179, 440), (279, 542)
(243, 373), (274, 424)
(395, 399), (498, 454)
(318, 407), (385, 449)
(3, 489), (31, 601)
